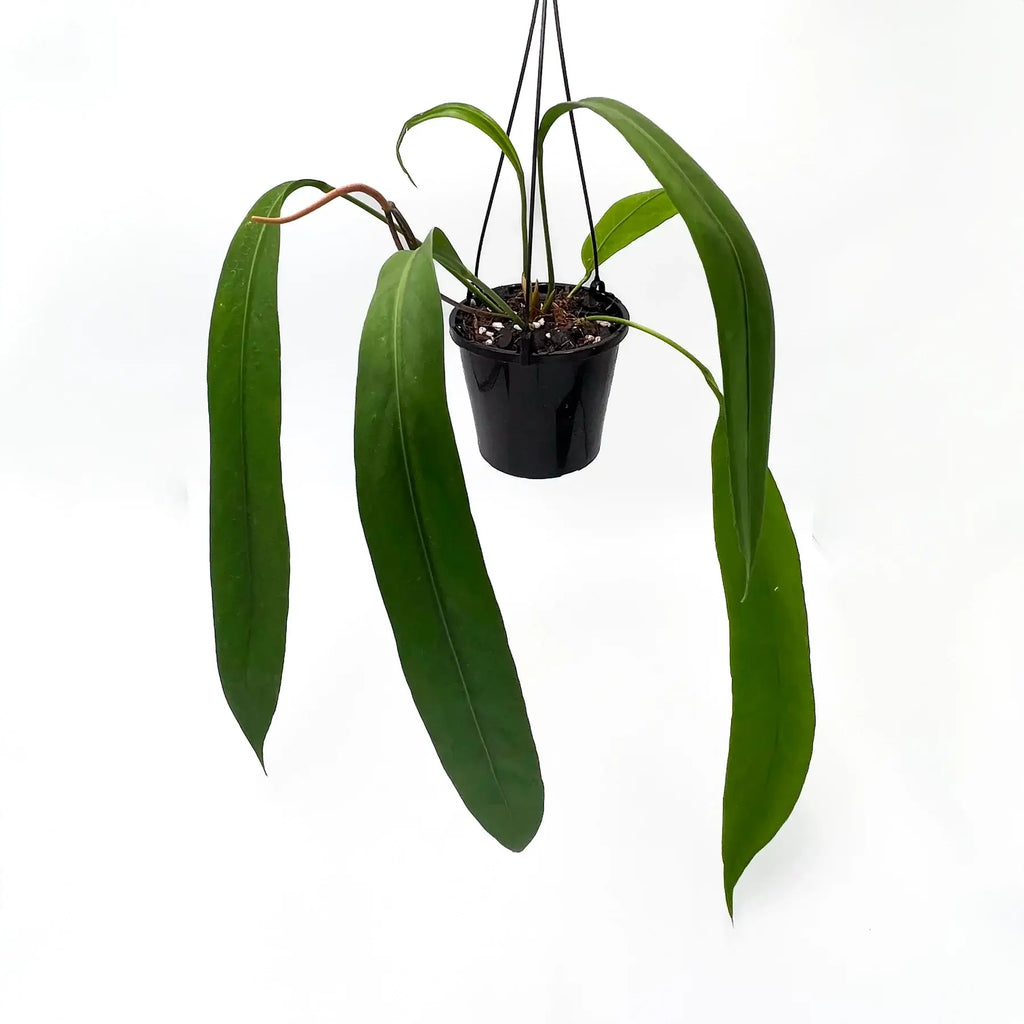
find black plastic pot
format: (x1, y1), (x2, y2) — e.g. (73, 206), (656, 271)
(448, 284), (630, 479)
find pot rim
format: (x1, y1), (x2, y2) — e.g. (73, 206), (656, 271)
(448, 282), (630, 364)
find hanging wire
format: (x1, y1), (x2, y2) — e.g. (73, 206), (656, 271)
(475, 0), (604, 307)
(551, 0), (602, 291)
(472, 0), (541, 278)
(523, 0), (549, 315)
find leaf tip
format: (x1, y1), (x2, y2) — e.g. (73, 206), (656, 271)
(395, 130), (418, 188)
(248, 734), (268, 774)
(232, 712), (270, 773)
(502, 835), (534, 854)
(724, 867), (738, 921)
(492, 787), (545, 853)
(398, 161), (418, 189)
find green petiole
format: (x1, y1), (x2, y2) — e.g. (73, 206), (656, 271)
(580, 314), (724, 402)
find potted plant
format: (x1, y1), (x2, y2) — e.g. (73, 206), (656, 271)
(206, 0), (813, 917)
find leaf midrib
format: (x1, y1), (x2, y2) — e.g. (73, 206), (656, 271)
(235, 193), (283, 689)
(389, 255), (509, 810)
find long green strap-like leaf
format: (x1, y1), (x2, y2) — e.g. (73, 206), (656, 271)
(207, 178), (332, 765)
(712, 421), (814, 918)
(354, 232), (544, 851)
(541, 97), (774, 582)
(581, 188), (678, 276)
(585, 313), (813, 917)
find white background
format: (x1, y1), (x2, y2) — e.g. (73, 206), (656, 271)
(2, 0), (1023, 1020)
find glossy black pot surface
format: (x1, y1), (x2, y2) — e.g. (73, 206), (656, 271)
(448, 284), (629, 479)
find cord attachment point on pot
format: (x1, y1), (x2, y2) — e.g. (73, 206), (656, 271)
(519, 326), (535, 365)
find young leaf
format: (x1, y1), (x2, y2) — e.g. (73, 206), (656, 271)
(396, 102), (525, 188)
(396, 102), (530, 277)
(207, 178), (332, 765)
(540, 97), (774, 581)
(712, 418), (814, 918)
(354, 233), (544, 851)
(581, 188), (678, 275)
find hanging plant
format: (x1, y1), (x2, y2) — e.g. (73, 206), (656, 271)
(206, 0), (814, 917)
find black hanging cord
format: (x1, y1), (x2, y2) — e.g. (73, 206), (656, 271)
(551, 0), (602, 291)
(474, 0), (604, 315)
(523, 0), (548, 315)
(472, 0), (541, 278)
(517, 0), (550, 363)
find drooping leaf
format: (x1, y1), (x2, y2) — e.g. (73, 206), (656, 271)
(397, 102), (530, 275)
(207, 178), (332, 765)
(575, 311), (814, 916)
(396, 102), (525, 189)
(541, 97), (774, 581)
(353, 232), (544, 851)
(581, 188), (678, 275)
(712, 418), (814, 918)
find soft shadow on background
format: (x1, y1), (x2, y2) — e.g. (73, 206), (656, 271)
(1, 0), (1022, 1020)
